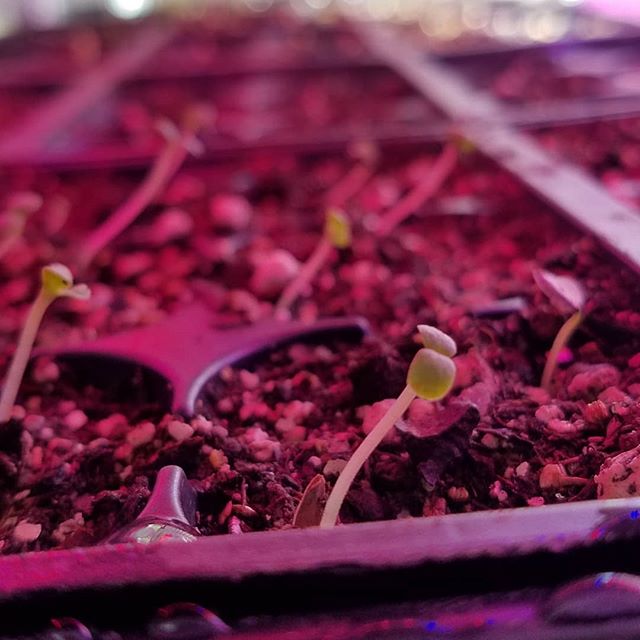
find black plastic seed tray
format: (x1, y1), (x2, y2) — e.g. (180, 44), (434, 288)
(0, 18), (156, 89)
(1, 501), (640, 638)
(4, 10), (640, 639)
(43, 66), (441, 162)
(0, 85), (58, 136)
(132, 15), (375, 81)
(440, 38), (640, 115)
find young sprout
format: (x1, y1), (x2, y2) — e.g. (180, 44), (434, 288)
(324, 140), (379, 208)
(78, 106), (212, 269)
(275, 208), (351, 318)
(293, 474), (327, 528)
(375, 138), (461, 237)
(0, 263), (90, 423)
(319, 325), (457, 528)
(0, 192), (43, 260)
(533, 269), (586, 393)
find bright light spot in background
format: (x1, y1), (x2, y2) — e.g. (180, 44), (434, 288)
(394, 0), (422, 23)
(0, 0), (20, 35)
(366, 0), (397, 22)
(524, 9), (570, 42)
(105, 0), (154, 19)
(462, 0), (490, 30)
(244, 0), (274, 12)
(306, 0), (332, 9)
(490, 7), (522, 40)
(338, 0), (364, 18)
(22, 0), (70, 28)
(289, 0), (331, 17)
(420, 4), (463, 40)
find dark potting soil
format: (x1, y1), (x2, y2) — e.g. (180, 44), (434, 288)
(1, 145), (640, 554)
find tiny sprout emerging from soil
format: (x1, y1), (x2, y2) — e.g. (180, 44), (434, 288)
(325, 140), (379, 208)
(0, 264), (90, 423)
(0, 192), (42, 260)
(376, 138), (461, 237)
(533, 269), (587, 393)
(293, 474), (327, 528)
(319, 325), (456, 528)
(78, 105), (213, 269)
(275, 208), (351, 318)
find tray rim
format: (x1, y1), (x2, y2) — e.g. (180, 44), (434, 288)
(0, 497), (639, 601)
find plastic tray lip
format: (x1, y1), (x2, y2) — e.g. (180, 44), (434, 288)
(0, 497), (638, 601)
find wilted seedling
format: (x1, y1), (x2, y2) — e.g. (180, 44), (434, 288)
(533, 269), (587, 393)
(78, 106), (213, 269)
(376, 136), (465, 237)
(319, 324), (457, 528)
(0, 192), (43, 260)
(325, 140), (379, 209)
(0, 264), (91, 423)
(275, 208), (351, 318)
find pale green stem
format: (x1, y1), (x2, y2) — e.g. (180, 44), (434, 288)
(78, 135), (190, 269)
(320, 384), (416, 528)
(541, 310), (583, 393)
(377, 143), (457, 237)
(0, 291), (54, 422)
(325, 164), (373, 208)
(275, 237), (334, 317)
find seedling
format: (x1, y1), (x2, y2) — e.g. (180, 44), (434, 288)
(375, 139), (460, 237)
(324, 140), (379, 208)
(0, 264), (90, 423)
(275, 208), (351, 318)
(292, 474), (326, 528)
(319, 324), (457, 528)
(533, 269), (586, 393)
(0, 192), (43, 260)
(78, 106), (211, 269)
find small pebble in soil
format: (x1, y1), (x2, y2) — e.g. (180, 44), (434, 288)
(583, 400), (609, 424)
(126, 422), (156, 448)
(192, 415), (214, 436)
(13, 521), (42, 543)
(147, 208), (193, 245)
(535, 404), (564, 424)
(167, 420), (194, 442)
(63, 409), (88, 431)
(250, 249), (300, 298)
(323, 459), (347, 477)
(209, 449), (229, 470)
(447, 486), (469, 502)
(209, 194), (252, 231)
(32, 358), (60, 383)
(545, 419), (583, 439)
(567, 364), (621, 399)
